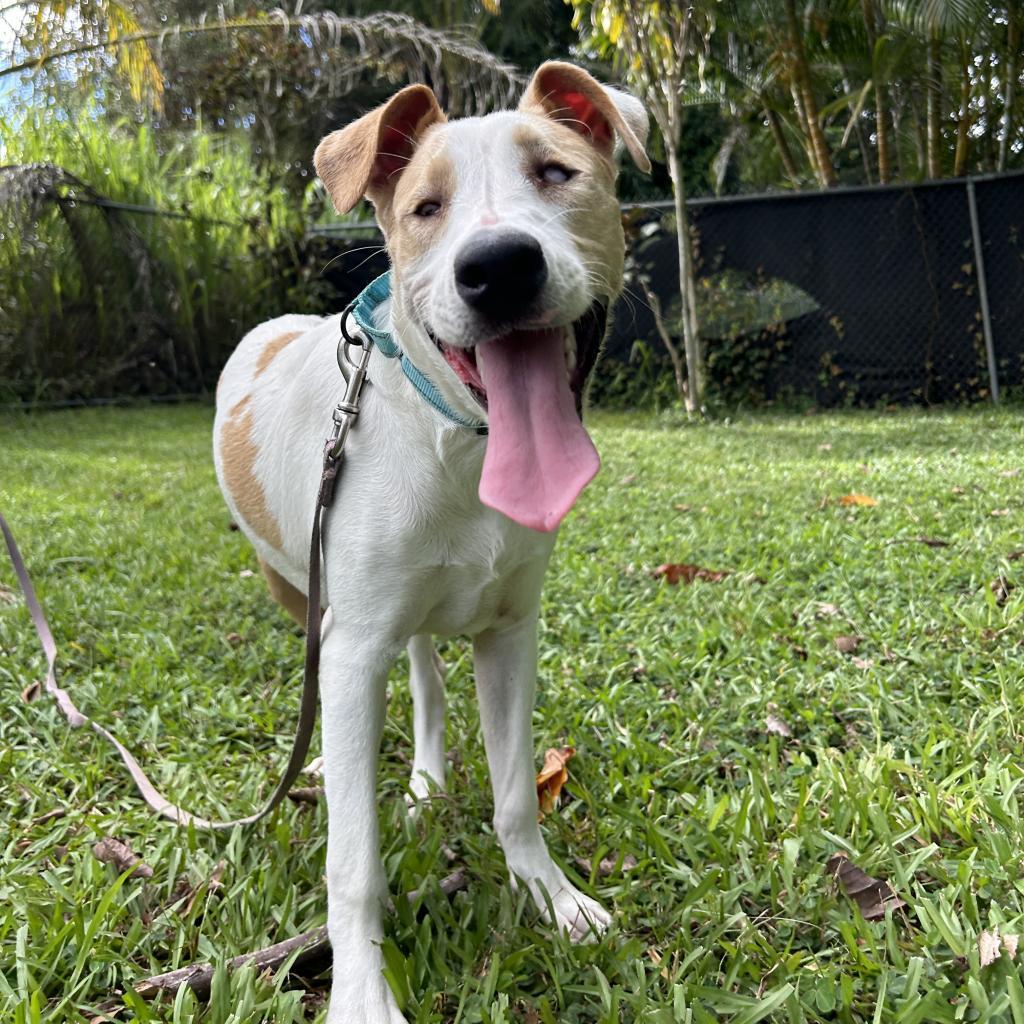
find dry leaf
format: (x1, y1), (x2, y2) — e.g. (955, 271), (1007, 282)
(673, 503), (692, 513)
(618, 473), (638, 487)
(952, 486), (965, 495)
(536, 746), (575, 819)
(287, 787), (323, 805)
(574, 853), (638, 877)
(915, 536), (950, 548)
(93, 837), (153, 879)
(1000, 469), (1021, 478)
(238, 568), (255, 578)
(980, 930), (1002, 967)
(815, 602), (842, 618)
(0, 583), (16, 605)
(852, 657), (874, 670)
(818, 442), (833, 451)
(1003, 933), (1019, 959)
(992, 576), (1015, 606)
(834, 635), (862, 655)
(20, 680), (42, 704)
(653, 563), (730, 585)
(991, 508), (1011, 517)
(826, 853), (906, 921)
(1008, 550), (1024, 562)
(303, 756), (324, 777)
(225, 632), (243, 647)
(837, 494), (878, 507)
(765, 712), (793, 738)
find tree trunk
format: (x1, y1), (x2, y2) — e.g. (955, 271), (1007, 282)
(860, 0), (892, 183)
(926, 34), (943, 179)
(766, 108), (802, 186)
(999, 3), (1020, 172)
(784, 0), (837, 186)
(953, 43), (971, 177)
(666, 145), (703, 415)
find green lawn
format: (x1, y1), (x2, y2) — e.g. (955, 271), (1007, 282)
(2, 403), (1024, 1024)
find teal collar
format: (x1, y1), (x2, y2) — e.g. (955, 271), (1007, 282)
(349, 272), (487, 433)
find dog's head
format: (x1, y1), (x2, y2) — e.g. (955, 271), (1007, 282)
(315, 62), (649, 532)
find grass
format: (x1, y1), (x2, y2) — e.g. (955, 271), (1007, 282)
(2, 401), (1024, 1024)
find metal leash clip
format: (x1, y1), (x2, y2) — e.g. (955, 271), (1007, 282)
(320, 307), (373, 507)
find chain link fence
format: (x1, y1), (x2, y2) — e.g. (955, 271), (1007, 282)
(4, 167), (1022, 406)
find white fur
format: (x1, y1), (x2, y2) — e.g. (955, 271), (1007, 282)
(213, 78), (646, 1024)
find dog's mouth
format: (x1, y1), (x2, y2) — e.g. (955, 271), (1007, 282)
(426, 303), (608, 533)
(427, 302), (606, 418)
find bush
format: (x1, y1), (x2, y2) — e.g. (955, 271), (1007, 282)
(0, 109), (320, 402)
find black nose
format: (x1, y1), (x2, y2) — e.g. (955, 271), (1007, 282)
(454, 231), (547, 322)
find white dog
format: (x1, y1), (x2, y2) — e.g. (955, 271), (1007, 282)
(213, 62), (648, 1024)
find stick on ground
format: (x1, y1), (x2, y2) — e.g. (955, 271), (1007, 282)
(134, 868), (468, 1000)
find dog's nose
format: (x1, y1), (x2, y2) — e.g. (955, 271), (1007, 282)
(454, 231), (547, 322)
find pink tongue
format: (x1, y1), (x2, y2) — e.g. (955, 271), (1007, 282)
(476, 329), (599, 532)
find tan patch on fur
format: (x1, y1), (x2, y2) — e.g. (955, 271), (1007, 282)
(255, 331), (301, 377)
(389, 136), (455, 267)
(219, 395), (283, 551)
(259, 558), (308, 628)
(513, 118), (625, 296)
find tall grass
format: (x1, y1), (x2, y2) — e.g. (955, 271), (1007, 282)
(0, 109), (317, 402)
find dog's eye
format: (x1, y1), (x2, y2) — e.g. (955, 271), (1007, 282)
(537, 163), (575, 185)
(414, 200), (441, 218)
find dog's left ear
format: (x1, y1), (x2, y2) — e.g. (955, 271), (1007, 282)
(519, 62), (651, 173)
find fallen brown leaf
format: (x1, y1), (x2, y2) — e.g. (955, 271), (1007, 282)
(992, 576), (1015, 606)
(826, 853), (906, 921)
(653, 563), (730, 585)
(818, 442), (833, 451)
(837, 494), (878, 507)
(952, 486), (965, 495)
(287, 787), (324, 805)
(1008, 550), (1024, 562)
(991, 508), (1011, 517)
(21, 680), (42, 704)
(915, 536), (950, 548)
(93, 837), (153, 879)
(536, 746), (575, 819)
(834, 635), (862, 655)
(815, 602), (842, 618)
(0, 583), (16, 605)
(618, 473), (638, 486)
(852, 657), (874, 670)
(1000, 469), (1021, 478)
(225, 632), (243, 647)
(765, 711), (793, 738)
(673, 503), (692, 513)
(574, 853), (638, 877)
(1003, 933), (1020, 959)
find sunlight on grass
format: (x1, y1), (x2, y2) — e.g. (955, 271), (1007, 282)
(2, 403), (1023, 1022)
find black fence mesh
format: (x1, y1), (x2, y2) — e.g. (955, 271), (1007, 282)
(612, 171), (1024, 405)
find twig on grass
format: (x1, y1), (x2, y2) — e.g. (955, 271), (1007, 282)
(133, 869), (468, 1000)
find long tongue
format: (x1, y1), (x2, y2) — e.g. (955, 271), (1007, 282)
(476, 329), (599, 532)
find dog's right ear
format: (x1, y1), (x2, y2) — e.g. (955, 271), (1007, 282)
(314, 85), (446, 214)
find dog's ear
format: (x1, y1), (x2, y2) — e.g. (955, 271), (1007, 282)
(314, 85), (446, 214)
(518, 62), (651, 173)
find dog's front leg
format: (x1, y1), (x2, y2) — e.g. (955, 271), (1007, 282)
(474, 618), (612, 942)
(320, 627), (406, 1024)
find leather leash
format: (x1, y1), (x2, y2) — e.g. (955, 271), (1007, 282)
(1, 311), (372, 830)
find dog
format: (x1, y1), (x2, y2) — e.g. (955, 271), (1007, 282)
(213, 61), (649, 1024)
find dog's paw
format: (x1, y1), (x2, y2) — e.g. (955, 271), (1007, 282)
(550, 885), (612, 943)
